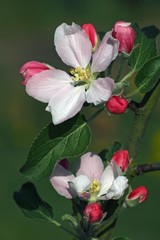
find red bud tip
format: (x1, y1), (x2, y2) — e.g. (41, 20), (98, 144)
(128, 186), (148, 203)
(83, 203), (103, 224)
(111, 150), (130, 172)
(20, 61), (51, 86)
(82, 23), (98, 48)
(106, 96), (128, 114)
(112, 21), (136, 53)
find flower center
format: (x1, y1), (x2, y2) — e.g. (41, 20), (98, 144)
(89, 179), (101, 202)
(90, 179), (101, 194)
(70, 67), (91, 83)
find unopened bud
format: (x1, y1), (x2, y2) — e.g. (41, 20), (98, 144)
(20, 61), (51, 86)
(83, 203), (103, 224)
(106, 96), (128, 114)
(82, 23), (98, 49)
(111, 150), (130, 172)
(126, 186), (148, 207)
(112, 21), (136, 53)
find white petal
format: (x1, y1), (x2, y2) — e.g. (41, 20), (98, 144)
(54, 23), (92, 68)
(91, 31), (119, 73)
(76, 152), (104, 182)
(46, 84), (86, 124)
(85, 77), (115, 105)
(107, 176), (128, 199)
(71, 175), (91, 194)
(26, 69), (72, 103)
(98, 165), (115, 197)
(50, 164), (75, 199)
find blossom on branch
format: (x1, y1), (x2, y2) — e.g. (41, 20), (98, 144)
(21, 23), (119, 124)
(50, 152), (128, 202)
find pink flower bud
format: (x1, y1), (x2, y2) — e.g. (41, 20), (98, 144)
(112, 21), (136, 53)
(127, 186), (148, 204)
(106, 96), (128, 114)
(111, 150), (130, 172)
(59, 158), (69, 170)
(83, 203), (103, 224)
(82, 23), (98, 49)
(20, 61), (51, 86)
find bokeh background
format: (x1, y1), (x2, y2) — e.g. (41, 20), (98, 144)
(1, 0), (160, 239)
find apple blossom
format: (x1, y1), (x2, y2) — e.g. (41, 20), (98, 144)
(112, 21), (136, 53)
(50, 152), (128, 202)
(111, 150), (130, 172)
(83, 202), (103, 223)
(106, 95), (129, 114)
(21, 23), (119, 125)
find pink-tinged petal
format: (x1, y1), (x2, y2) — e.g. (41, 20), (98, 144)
(82, 23), (98, 48)
(46, 84), (86, 124)
(85, 77), (115, 105)
(20, 61), (52, 86)
(54, 23), (92, 68)
(76, 152), (104, 182)
(26, 69), (72, 103)
(98, 165), (115, 197)
(71, 175), (91, 195)
(107, 176), (128, 199)
(50, 164), (75, 199)
(91, 31), (119, 73)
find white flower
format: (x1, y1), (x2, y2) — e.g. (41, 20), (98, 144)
(50, 152), (128, 202)
(25, 23), (119, 124)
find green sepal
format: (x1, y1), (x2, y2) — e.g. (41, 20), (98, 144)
(13, 182), (54, 223)
(20, 114), (91, 180)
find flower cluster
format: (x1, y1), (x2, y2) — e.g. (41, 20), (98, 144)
(19, 21), (150, 230)
(20, 21), (136, 125)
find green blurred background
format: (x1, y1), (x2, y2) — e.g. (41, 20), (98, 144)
(1, 0), (160, 239)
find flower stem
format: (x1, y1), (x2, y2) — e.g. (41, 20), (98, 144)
(126, 81), (160, 161)
(115, 57), (126, 82)
(120, 69), (135, 83)
(87, 106), (105, 123)
(50, 218), (78, 238)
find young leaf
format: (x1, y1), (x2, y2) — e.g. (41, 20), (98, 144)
(129, 24), (159, 71)
(135, 56), (160, 93)
(20, 114), (91, 180)
(13, 182), (54, 222)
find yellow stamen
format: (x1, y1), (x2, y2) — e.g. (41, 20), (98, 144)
(90, 179), (101, 194)
(70, 67), (91, 82)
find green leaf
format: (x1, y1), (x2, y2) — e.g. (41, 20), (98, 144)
(129, 24), (159, 71)
(112, 237), (131, 240)
(20, 114), (91, 180)
(13, 182), (54, 222)
(135, 56), (160, 93)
